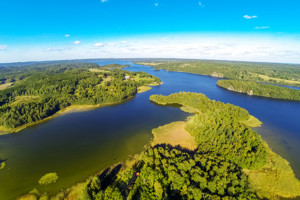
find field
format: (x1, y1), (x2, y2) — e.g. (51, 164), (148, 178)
(0, 82), (13, 90)
(151, 121), (198, 150)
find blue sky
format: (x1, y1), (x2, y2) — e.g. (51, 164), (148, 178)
(0, 0), (300, 63)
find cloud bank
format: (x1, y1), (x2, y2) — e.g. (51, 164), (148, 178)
(1, 35), (300, 64)
(0, 45), (7, 50)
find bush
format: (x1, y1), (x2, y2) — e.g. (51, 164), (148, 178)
(38, 172), (59, 185)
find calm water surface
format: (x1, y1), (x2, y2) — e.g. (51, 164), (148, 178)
(0, 61), (299, 199)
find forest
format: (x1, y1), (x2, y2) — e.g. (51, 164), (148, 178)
(217, 80), (300, 101)
(0, 63), (160, 132)
(137, 60), (300, 86)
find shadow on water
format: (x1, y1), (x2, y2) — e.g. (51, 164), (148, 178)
(98, 164), (122, 190)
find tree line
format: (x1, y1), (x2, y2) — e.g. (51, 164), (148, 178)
(0, 63), (160, 129)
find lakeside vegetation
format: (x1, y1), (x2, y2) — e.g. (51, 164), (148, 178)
(217, 79), (300, 101)
(137, 60), (300, 86)
(0, 63), (160, 134)
(38, 173), (59, 185)
(150, 92), (300, 199)
(151, 121), (198, 150)
(150, 92), (267, 170)
(19, 92), (300, 200)
(137, 86), (152, 93)
(138, 60), (300, 100)
(0, 161), (5, 170)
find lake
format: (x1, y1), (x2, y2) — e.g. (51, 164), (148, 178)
(0, 61), (299, 199)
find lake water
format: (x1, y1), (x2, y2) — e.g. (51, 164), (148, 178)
(0, 61), (299, 199)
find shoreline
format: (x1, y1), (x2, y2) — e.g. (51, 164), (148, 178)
(136, 63), (300, 87)
(0, 97), (135, 135)
(137, 82), (163, 94)
(0, 80), (165, 135)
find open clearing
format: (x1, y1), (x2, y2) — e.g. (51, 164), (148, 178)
(152, 121), (198, 150)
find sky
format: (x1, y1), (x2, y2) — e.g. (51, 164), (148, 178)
(0, 0), (300, 63)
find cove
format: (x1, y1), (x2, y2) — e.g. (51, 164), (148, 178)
(0, 60), (299, 200)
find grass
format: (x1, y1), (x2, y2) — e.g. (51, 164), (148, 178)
(137, 86), (152, 93)
(151, 121), (198, 150)
(0, 161), (6, 169)
(180, 105), (200, 114)
(0, 82), (13, 90)
(244, 143), (300, 199)
(88, 68), (111, 73)
(16, 194), (37, 200)
(241, 115), (262, 127)
(137, 62), (163, 66)
(257, 74), (300, 85)
(147, 82), (163, 86)
(66, 182), (87, 200)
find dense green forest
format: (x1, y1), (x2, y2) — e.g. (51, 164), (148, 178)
(83, 145), (261, 200)
(150, 92), (267, 170)
(0, 63), (160, 132)
(217, 80), (300, 101)
(138, 60), (300, 86)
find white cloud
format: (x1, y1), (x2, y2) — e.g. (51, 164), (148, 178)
(198, 1), (204, 7)
(255, 26), (270, 29)
(121, 41), (128, 44)
(65, 34), (70, 37)
(45, 46), (74, 52)
(243, 15), (257, 19)
(2, 34), (300, 64)
(73, 41), (81, 44)
(94, 43), (104, 47)
(154, 3), (159, 6)
(0, 45), (7, 50)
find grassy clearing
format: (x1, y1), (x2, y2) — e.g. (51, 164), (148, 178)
(257, 74), (300, 85)
(16, 194), (37, 200)
(244, 143), (300, 199)
(133, 74), (155, 83)
(88, 68), (111, 73)
(180, 105), (200, 114)
(137, 86), (152, 93)
(241, 115), (262, 127)
(147, 82), (163, 86)
(0, 82), (13, 90)
(137, 62), (163, 66)
(151, 121), (198, 150)
(66, 182), (87, 200)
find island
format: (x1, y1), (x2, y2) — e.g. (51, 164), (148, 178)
(137, 60), (300, 100)
(0, 63), (161, 134)
(19, 92), (300, 200)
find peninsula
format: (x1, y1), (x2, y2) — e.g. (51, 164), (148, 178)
(0, 63), (161, 134)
